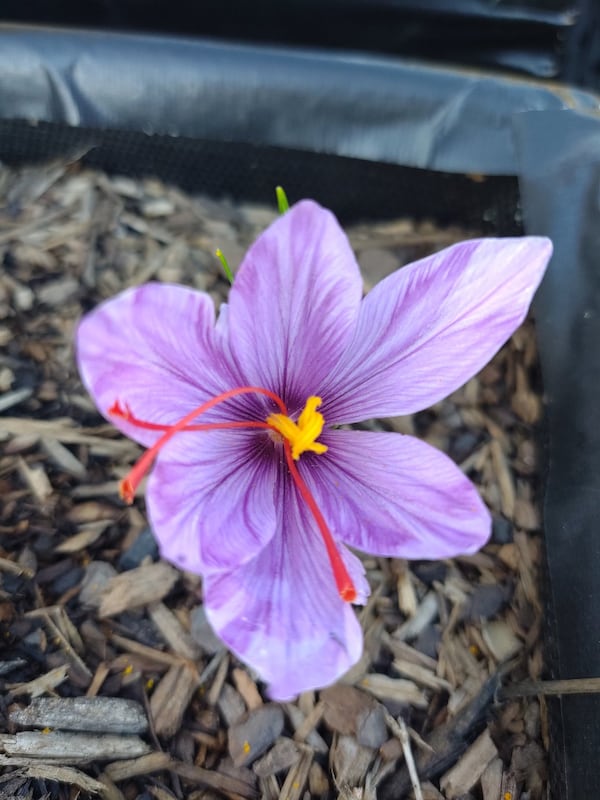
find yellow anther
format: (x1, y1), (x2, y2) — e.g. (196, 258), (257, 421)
(267, 396), (328, 460)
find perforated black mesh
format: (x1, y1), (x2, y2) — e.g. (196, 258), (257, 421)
(0, 119), (522, 231)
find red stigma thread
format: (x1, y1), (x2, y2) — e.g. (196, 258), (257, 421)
(110, 387), (357, 603)
(112, 386), (284, 503)
(282, 440), (357, 603)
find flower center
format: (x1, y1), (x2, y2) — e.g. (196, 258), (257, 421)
(109, 386), (356, 603)
(266, 396), (328, 460)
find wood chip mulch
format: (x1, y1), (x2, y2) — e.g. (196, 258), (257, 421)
(0, 159), (548, 800)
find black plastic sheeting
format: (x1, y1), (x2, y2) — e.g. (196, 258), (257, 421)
(2, 25), (600, 800)
(0, 1), (577, 79)
(0, 26), (598, 177)
(515, 109), (600, 800)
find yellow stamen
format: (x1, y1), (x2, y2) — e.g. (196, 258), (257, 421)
(266, 395), (328, 460)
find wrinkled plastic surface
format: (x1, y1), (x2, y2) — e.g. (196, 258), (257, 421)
(0, 1), (576, 78)
(0, 25), (598, 176)
(515, 109), (600, 800)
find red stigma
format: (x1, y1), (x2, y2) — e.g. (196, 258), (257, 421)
(283, 440), (357, 603)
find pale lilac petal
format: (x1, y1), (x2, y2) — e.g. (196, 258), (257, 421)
(146, 429), (278, 573)
(76, 283), (230, 446)
(322, 237), (552, 421)
(303, 429), (490, 559)
(203, 477), (367, 700)
(225, 201), (362, 412)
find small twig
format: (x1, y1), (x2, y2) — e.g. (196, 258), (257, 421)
(383, 710), (424, 800)
(498, 676), (600, 699)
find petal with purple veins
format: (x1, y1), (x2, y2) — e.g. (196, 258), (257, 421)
(76, 283), (231, 446)
(203, 476), (368, 700)
(146, 429), (279, 573)
(322, 237), (552, 422)
(225, 201), (363, 411)
(304, 429), (490, 560)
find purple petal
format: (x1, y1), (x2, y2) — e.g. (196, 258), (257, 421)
(322, 237), (552, 421)
(203, 476), (368, 700)
(76, 283), (230, 447)
(225, 200), (362, 413)
(146, 429), (279, 573)
(304, 429), (490, 559)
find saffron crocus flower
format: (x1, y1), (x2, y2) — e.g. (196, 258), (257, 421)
(76, 200), (552, 699)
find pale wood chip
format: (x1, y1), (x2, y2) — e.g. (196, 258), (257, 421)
(41, 436), (87, 478)
(0, 556), (34, 578)
(489, 438), (516, 519)
(98, 562), (179, 617)
(393, 591), (438, 640)
(150, 662), (201, 738)
(22, 764), (108, 795)
(511, 362), (542, 423)
(417, 781), (445, 799)
(278, 748), (312, 800)
(148, 601), (202, 661)
(446, 674), (487, 717)
(481, 756), (503, 800)
(257, 775), (279, 800)
(497, 542), (520, 570)
(232, 667), (263, 711)
(169, 759), (259, 798)
(103, 751), (172, 781)
(308, 760), (330, 795)
(217, 682), (248, 727)
(86, 662), (111, 697)
(0, 386), (33, 412)
(515, 530), (540, 609)
(481, 620), (522, 663)
(392, 659), (452, 692)
(6, 664), (69, 698)
(292, 699), (325, 743)
(0, 731), (151, 762)
(285, 704), (329, 755)
(252, 737), (301, 778)
(110, 632), (184, 667)
(439, 728), (498, 797)
(514, 496), (541, 531)
(395, 560), (418, 617)
(360, 674), (428, 708)
(381, 634), (438, 672)
(67, 501), (122, 525)
(0, 416), (138, 457)
(330, 733), (375, 790)
(55, 523), (110, 553)
(16, 456), (53, 505)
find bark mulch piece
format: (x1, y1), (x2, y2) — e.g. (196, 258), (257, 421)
(1, 159), (550, 799)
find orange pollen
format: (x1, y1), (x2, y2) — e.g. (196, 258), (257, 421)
(109, 386), (356, 603)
